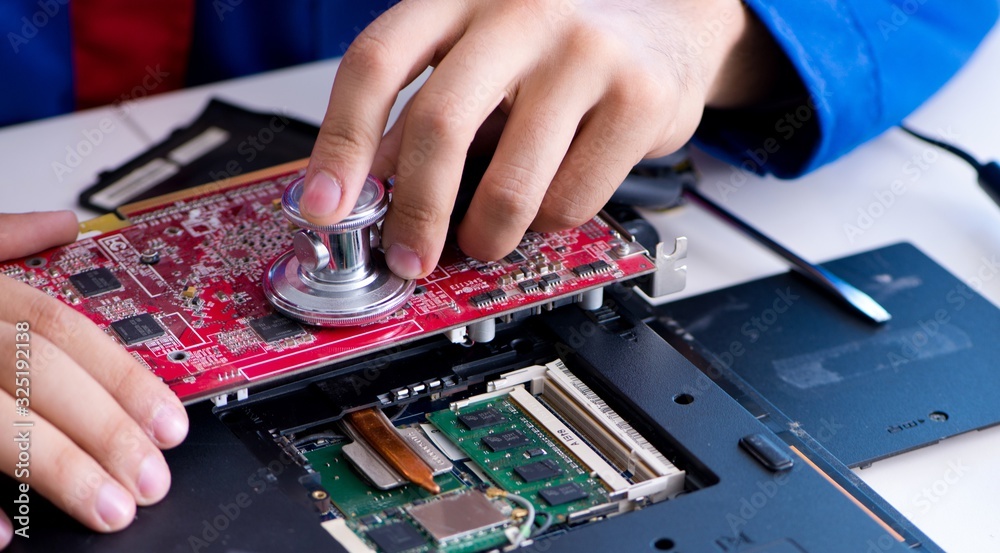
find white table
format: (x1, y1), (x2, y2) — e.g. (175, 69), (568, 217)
(2, 26), (999, 553)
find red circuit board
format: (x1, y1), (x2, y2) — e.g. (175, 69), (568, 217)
(3, 163), (656, 403)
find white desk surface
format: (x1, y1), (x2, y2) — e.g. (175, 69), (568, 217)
(2, 25), (999, 553)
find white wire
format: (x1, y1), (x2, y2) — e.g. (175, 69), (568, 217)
(503, 492), (535, 545)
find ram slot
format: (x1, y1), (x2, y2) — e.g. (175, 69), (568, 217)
(542, 359), (678, 481)
(506, 386), (631, 492)
(487, 360), (685, 498)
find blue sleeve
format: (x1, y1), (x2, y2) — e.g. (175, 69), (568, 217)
(0, 1), (74, 127)
(694, 0), (999, 178)
(186, 0), (387, 86)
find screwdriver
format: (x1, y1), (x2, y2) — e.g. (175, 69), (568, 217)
(683, 186), (891, 324)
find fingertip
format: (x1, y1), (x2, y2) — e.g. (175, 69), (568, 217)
(50, 210), (80, 241)
(0, 210), (81, 261)
(95, 482), (136, 532)
(385, 243), (425, 280)
(299, 171), (344, 224)
(456, 211), (530, 262)
(149, 401), (189, 449)
(136, 454), (172, 506)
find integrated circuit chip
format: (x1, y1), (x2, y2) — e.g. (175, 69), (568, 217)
(69, 267), (122, 298)
(458, 407), (507, 430)
(517, 280), (539, 294)
(110, 313), (165, 346)
(572, 260), (614, 279)
(503, 250), (527, 264)
(365, 522), (426, 553)
(249, 313), (304, 343)
(407, 491), (508, 543)
(539, 273), (561, 288)
(488, 289), (506, 301)
(514, 459), (562, 483)
(482, 429), (530, 452)
(469, 292), (491, 308)
(538, 482), (589, 506)
(469, 289), (506, 308)
(590, 260), (611, 273)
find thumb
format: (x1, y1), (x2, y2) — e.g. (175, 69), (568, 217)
(0, 211), (79, 261)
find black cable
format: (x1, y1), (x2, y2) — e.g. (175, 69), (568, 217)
(899, 124), (1000, 209)
(291, 431), (344, 447)
(899, 124), (983, 169)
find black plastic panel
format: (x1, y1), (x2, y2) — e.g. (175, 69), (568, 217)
(2, 402), (339, 553)
(658, 242), (1000, 468)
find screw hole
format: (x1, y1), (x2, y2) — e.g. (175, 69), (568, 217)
(25, 257), (46, 268)
(653, 538), (675, 550)
(414, 285), (426, 295)
(673, 393), (694, 405)
(929, 411), (949, 422)
(167, 351), (190, 363)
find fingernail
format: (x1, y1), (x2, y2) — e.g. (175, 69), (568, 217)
(137, 455), (171, 503)
(301, 171), (342, 219)
(150, 402), (188, 446)
(96, 482), (134, 530)
(385, 243), (423, 279)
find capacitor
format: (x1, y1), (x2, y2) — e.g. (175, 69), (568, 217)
(468, 318), (496, 343)
(140, 249), (160, 264)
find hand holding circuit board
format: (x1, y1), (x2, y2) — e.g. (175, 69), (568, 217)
(0, 211), (189, 545)
(0, 0), (786, 544)
(0, 160), (668, 549)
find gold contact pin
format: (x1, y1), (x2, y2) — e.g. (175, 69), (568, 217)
(344, 408), (441, 494)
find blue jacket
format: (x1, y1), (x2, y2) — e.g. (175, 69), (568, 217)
(697, 0), (999, 176)
(1, 0), (996, 177)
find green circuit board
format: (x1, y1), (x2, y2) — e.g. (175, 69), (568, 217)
(304, 443), (466, 518)
(425, 396), (611, 518)
(305, 439), (512, 553)
(300, 390), (624, 553)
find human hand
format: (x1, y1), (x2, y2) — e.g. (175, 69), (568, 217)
(300, 0), (781, 278)
(0, 212), (189, 546)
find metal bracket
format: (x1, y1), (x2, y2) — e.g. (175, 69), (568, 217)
(639, 237), (688, 298)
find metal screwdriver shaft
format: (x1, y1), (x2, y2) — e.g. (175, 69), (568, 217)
(683, 187), (891, 325)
